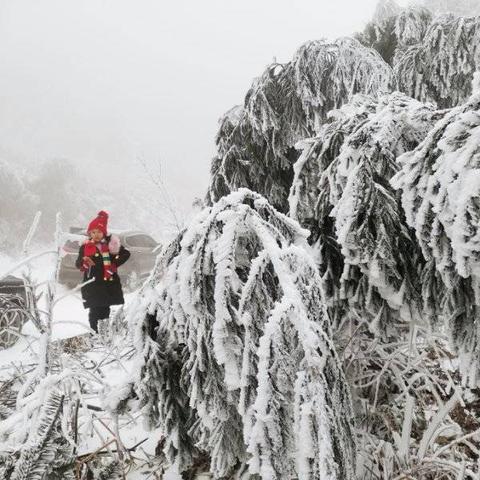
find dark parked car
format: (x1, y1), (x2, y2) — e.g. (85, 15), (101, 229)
(0, 276), (28, 349)
(0, 275), (28, 302)
(58, 229), (160, 289)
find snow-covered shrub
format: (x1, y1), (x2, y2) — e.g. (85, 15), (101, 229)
(124, 189), (356, 480)
(340, 318), (480, 480)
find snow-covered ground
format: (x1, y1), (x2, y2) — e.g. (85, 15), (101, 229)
(0, 253), (180, 479)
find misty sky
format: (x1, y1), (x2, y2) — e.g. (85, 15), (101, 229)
(0, 0), (407, 213)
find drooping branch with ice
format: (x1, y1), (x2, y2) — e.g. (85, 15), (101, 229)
(392, 78), (480, 383)
(208, 38), (392, 213)
(289, 92), (443, 333)
(123, 189), (356, 480)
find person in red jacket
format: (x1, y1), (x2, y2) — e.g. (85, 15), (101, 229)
(75, 211), (130, 333)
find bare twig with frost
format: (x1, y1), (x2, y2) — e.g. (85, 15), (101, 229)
(137, 154), (184, 233)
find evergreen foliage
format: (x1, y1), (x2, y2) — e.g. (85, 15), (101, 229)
(289, 92), (443, 333)
(208, 39), (392, 213)
(394, 14), (480, 108)
(391, 81), (480, 383)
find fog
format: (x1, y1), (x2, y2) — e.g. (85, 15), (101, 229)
(0, 0), (406, 242)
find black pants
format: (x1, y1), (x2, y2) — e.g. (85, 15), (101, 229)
(88, 306), (110, 333)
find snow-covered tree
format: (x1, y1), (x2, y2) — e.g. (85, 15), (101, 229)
(372, 0), (402, 24)
(123, 189), (356, 479)
(357, 4), (432, 64)
(422, 0), (480, 17)
(357, 2), (480, 109)
(0, 159), (37, 252)
(208, 38), (392, 213)
(394, 13), (480, 108)
(391, 76), (480, 384)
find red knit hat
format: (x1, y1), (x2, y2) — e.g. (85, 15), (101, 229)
(87, 210), (109, 235)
